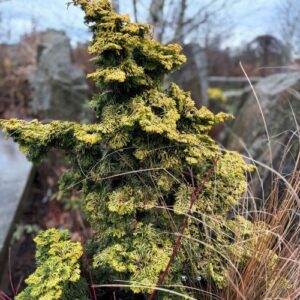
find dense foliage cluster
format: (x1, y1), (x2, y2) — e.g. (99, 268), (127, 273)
(1, 0), (255, 298)
(16, 229), (86, 300)
(208, 88), (227, 103)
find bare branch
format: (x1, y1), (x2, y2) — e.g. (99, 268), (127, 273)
(277, 0), (300, 56)
(173, 0), (187, 42)
(132, 0), (138, 22)
(111, 0), (119, 13)
(148, 0), (165, 41)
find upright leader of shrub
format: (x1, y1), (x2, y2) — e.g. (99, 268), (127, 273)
(1, 0), (255, 298)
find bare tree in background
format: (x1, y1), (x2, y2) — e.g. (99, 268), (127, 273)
(278, 0), (300, 58)
(143, 0), (233, 108)
(145, 0), (233, 47)
(173, 0), (186, 42)
(112, 0), (119, 13)
(132, 0), (138, 22)
(242, 35), (290, 76)
(148, 0), (164, 41)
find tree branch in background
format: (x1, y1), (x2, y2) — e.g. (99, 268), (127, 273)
(148, 0), (165, 41)
(278, 0), (300, 57)
(174, 0), (233, 46)
(112, 0), (119, 13)
(132, 0), (138, 22)
(145, 0), (234, 48)
(173, 0), (186, 42)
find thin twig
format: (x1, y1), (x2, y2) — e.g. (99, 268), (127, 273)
(15, 275), (24, 295)
(148, 157), (218, 300)
(83, 245), (97, 300)
(8, 248), (16, 296)
(94, 284), (196, 300)
(0, 291), (11, 300)
(239, 61), (273, 168)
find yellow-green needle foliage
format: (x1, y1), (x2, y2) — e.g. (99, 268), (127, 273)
(16, 229), (85, 300)
(1, 0), (256, 296)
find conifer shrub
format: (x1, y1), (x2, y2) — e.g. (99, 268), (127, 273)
(1, 0), (258, 298)
(16, 229), (87, 300)
(208, 88), (226, 103)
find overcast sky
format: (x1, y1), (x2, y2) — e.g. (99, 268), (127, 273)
(0, 0), (281, 48)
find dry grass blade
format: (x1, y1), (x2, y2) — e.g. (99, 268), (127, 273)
(239, 61), (273, 167)
(93, 284), (197, 299)
(223, 144), (300, 300)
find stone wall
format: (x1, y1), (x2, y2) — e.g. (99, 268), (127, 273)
(30, 30), (88, 121)
(225, 72), (300, 197)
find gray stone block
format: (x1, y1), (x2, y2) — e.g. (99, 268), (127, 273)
(0, 132), (33, 271)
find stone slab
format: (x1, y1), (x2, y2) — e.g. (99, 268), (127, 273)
(0, 132), (33, 270)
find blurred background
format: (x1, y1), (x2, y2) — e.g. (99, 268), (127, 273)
(0, 0), (299, 119)
(0, 0), (299, 296)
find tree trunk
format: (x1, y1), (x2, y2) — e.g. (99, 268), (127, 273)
(112, 0), (119, 12)
(173, 0), (187, 42)
(132, 0), (138, 22)
(148, 0), (165, 42)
